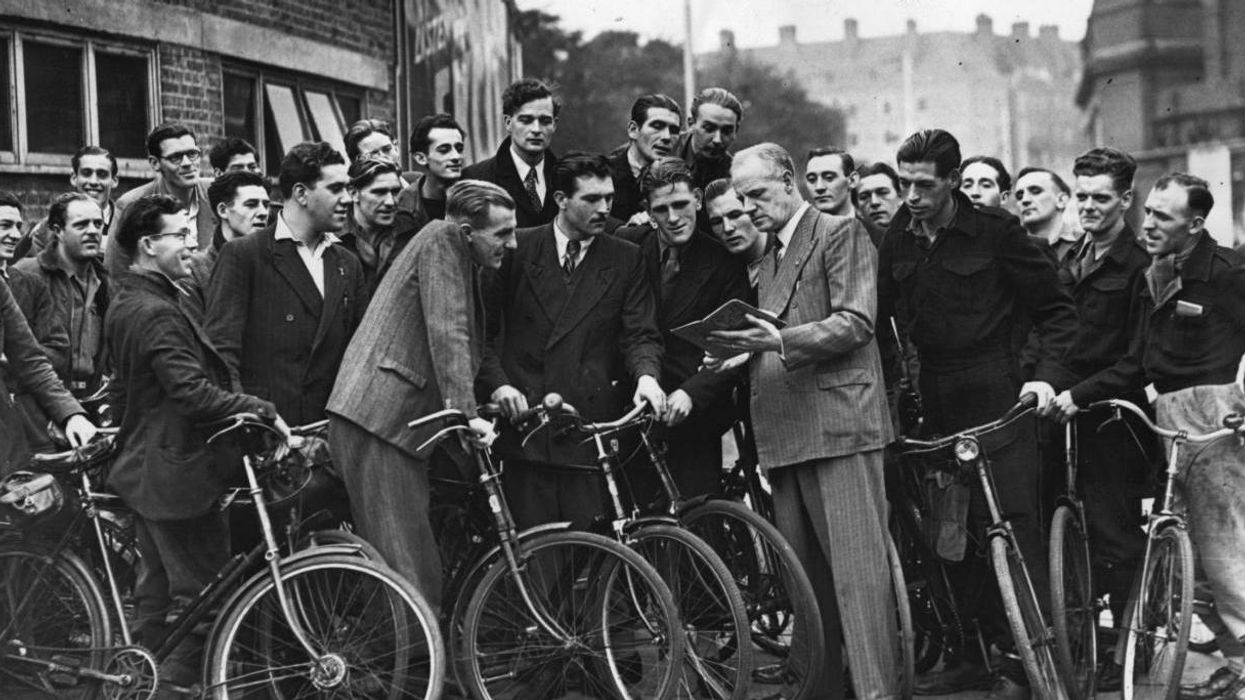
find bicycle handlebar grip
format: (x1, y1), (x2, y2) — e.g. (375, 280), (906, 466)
(1224, 413), (1245, 431)
(1017, 392), (1038, 410)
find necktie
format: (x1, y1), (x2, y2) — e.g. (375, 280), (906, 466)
(563, 239), (581, 278)
(771, 236), (784, 275)
(524, 167), (542, 210)
(661, 246), (681, 288)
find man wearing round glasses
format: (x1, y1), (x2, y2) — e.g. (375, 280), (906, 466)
(104, 123), (214, 278)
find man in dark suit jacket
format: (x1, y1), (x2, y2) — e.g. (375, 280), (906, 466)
(480, 152), (666, 530)
(106, 195), (280, 685)
(461, 79), (561, 228)
(616, 158), (749, 506)
(327, 181), (515, 607)
(708, 144), (898, 699)
(205, 142), (365, 427)
(607, 94), (683, 223)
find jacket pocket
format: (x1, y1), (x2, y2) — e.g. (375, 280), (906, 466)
(1083, 277), (1129, 325)
(378, 359), (427, 389)
(816, 368), (870, 389)
(939, 256), (994, 311)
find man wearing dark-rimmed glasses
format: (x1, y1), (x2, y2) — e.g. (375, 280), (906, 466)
(104, 123), (214, 278)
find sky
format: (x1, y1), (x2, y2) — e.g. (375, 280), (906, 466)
(513, 0), (1094, 51)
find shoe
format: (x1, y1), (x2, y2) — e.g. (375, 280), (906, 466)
(752, 662), (797, 685)
(1180, 666), (1243, 700)
(913, 660), (991, 695)
(983, 674), (1031, 700)
(1096, 659), (1123, 693)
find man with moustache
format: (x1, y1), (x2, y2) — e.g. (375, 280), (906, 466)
(617, 158), (749, 505)
(206, 142), (365, 428)
(183, 170), (271, 320)
(105, 123), (214, 278)
(463, 79), (561, 227)
(20, 146), (120, 259)
(805, 147), (885, 247)
(960, 155), (1012, 210)
(856, 162), (903, 231)
(339, 155), (405, 300)
(1014, 167), (1079, 261)
(608, 94), (682, 222)
(327, 180), (515, 606)
(705, 178), (769, 289)
(481, 152), (665, 530)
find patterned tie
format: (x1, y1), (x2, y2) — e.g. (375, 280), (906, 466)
(771, 236), (784, 275)
(524, 167), (542, 210)
(563, 239), (581, 278)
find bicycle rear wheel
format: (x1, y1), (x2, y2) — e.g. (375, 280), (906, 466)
(885, 532), (915, 699)
(1121, 526), (1193, 700)
(462, 529), (684, 700)
(1049, 504), (1097, 700)
(205, 553), (444, 700)
(0, 542), (110, 699)
(989, 535), (1067, 699)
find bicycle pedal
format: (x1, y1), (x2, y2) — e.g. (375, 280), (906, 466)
(48, 654), (83, 686)
(160, 680), (202, 697)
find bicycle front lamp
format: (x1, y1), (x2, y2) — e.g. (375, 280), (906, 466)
(953, 437), (981, 462)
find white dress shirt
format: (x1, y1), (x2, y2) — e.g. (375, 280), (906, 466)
(274, 214), (339, 297)
(553, 219), (592, 267)
(509, 147), (547, 204)
(774, 202), (811, 259)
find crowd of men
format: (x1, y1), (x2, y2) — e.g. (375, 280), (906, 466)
(1, 75), (1244, 700)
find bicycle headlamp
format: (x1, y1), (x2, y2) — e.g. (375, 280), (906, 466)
(953, 437), (980, 462)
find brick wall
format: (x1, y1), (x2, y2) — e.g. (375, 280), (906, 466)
(157, 0), (393, 60)
(159, 45), (225, 146)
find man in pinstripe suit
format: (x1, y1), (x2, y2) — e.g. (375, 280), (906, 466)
(707, 143), (898, 700)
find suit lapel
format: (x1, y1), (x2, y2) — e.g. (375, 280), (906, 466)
(310, 245), (345, 352)
(548, 239), (614, 349)
(759, 207), (819, 315)
(520, 226), (564, 324)
(664, 236), (715, 323)
(269, 232), (325, 317)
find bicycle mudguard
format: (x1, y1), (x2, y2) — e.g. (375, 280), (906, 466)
(618, 514), (682, 536)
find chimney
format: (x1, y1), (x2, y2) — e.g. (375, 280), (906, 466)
(1038, 24), (1059, 41)
(844, 18), (858, 42)
(719, 29), (735, 50)
(976, 13), (993, 37)
(906, 19), (917, 35)
(779, 25), (797, 46)
(1011, 21), (1029, 40)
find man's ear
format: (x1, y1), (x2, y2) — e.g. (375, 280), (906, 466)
(147, 155), (160, 174)
(459, 222), (474, 240)
(946, 168), (962, 189)
(216, 201), (230, 220)
(553, 190), (568, 210)
(693, 188), (704, 211)
(1121, 188), (1134, 210)
(627, 121), (640, 141)
(412, 150), (429, 168)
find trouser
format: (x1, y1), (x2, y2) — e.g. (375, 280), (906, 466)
(502, 458), (611, 531)
(623, 416), (725, 512)
(770, 451), (899, 700)
(329, 416), (442, 610)
(133, 510), (230, 686)
(1155, 383), (1245, 663)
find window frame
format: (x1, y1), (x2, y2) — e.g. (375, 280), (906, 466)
(0, 27), (158, 176)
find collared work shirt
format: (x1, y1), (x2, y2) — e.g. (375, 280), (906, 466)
(274, 214), (339, 297)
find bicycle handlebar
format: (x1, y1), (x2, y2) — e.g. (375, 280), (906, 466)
(1086, 398), (1244, 443)
(896, 392), (1038, 452)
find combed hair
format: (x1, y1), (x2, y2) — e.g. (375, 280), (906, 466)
(737, 143), (797, 182)
(1154, 172), (1215, 219)
(856, 162), (900, 191)
(208, 170), (268, 212)
(47, 192), (95, 230)
(71, 146), (117, 177)
(806, 147), (855, 175)
(145, 123), (194, 159)
(896, 129), (961, 178)
(630, 94), (682, 127)
(347, 155), (401, 190)
(639, 157), (694, 197)
(0, 190), (22, 215)
(116, 194), (183, 255)
(961, 155), (1012, 193)
(553, 151), (612, 197)
(502, 78), (562, 118)
(208, 137), (257, 172)
(691, 87), (743, 124)
(409, 113), (466, 155)
(1014, 167), (1070, 197)
(1072, 147), (1137, 194)
(703, 178), (735, 203)
(279, 142), (346, 200)
(447, 179), (516, 227)
(344, 118), (393, 162)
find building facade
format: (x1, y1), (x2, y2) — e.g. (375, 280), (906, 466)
(702, 15), (1086, 176)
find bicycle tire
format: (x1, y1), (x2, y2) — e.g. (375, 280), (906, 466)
(886, 532), (915, 700)
(681, 498), (824, 700)
(1049, 504), (1097, 700)
(1121, 526), (1194, 700)
(462, 529), (684, 700)
(204, 553), (444, 700)
(627, 522), (752, 700)
(0, 542), (111, 700)
(989, 535), (1067, 700)
(890, 512), (962, 675)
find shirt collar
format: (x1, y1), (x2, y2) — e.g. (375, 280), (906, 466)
(553, 219), (592, 259)
(776, 202), (811, 251)
(626, 147), (646, 180)
(275, 213), (339, 252)
(509, 146), (544, 184)
(905, 197), (959, 242)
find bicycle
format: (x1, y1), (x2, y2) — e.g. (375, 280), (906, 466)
(410, 403), (687, 700)
(896, 394), (1068, 699)
(517, 398), (754, 700)
(0, 412), (444, 699)
(1049, 419), (1099, 699)
(1088, 398), (1244, 700)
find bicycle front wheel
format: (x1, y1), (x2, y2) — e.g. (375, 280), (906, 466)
(0, 542), (110, 700)
(205, 553), (444, 700)
(886, 532), (915, 699)
(1049, 504), (1097, 700)
(989, 535), (1067, 699)
(462, 529), (684, 700)
(1121, 526), (1194, 700)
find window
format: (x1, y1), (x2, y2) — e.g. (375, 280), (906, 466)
(1, 29), (156, 170)
(224, 66), (365, 174)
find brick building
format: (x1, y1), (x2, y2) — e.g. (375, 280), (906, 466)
(701, 15), (1086, 175)
(1077, 0), (1245, 245)
(0, 0), (520, 219)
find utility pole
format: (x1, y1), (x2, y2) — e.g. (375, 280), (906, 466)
(683, 0), (695, 115)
